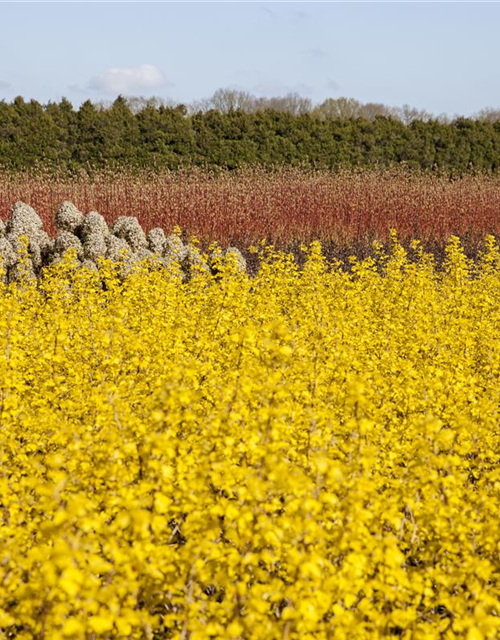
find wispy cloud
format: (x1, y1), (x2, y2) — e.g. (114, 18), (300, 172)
(259, 5), (309, 24)
(87, 64), (170, 95)
(260, 4), (276, 19)
(305, 48), (327, 59)
(326, 78), (341, 92)
(0, 80), (12, 90)
(294, 10), (309, 21)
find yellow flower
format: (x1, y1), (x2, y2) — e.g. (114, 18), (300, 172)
(0, 237), (499, 638)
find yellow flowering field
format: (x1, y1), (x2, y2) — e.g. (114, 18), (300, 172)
(1, 235), (500, 640)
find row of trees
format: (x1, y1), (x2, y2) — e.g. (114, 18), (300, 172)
(101, 89), (500, 124)
(1, 95), (500, 172)
(188, 89), (441, 124)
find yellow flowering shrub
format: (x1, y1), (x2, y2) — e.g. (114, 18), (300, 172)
(1, 236), (500, 639)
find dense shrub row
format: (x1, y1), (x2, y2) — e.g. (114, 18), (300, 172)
(2, 97), (500, 172)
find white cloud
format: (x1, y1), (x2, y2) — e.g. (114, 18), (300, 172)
(87, 64), (169, 94)
(0, 80), (11, 90)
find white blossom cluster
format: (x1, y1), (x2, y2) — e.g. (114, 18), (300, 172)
(0, 201), (247, 283)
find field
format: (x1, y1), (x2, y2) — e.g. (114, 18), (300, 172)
(1, 166), (500, 639)
(2, 167), (500, 261)
(1, 238), (500, 639)
(4, 0), (500, 636)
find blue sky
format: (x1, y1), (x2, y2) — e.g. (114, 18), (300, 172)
(0, 2), (499, 117)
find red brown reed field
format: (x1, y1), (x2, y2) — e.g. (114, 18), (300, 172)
(1, 166), (500, 259)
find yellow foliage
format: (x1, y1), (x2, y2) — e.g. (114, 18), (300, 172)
(1, 238), (500, 638)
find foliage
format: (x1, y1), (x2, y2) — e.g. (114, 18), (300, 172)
(2, 168), (500, 259)
(0, 238), (500, 638)
(2, 97), (500, 172)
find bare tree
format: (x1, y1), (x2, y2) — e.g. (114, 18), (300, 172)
(191, 88), (254, 114)
(394, 104), (433, 125)
(93, 99), (113, 112)
(474, 107), (500, 123)
(189, 88), (313, 115)
(312, 97), (439, 124)
(435, 112), (451, 125)
(313, 97), (364, 120)
(253, 93), (313, 115)
(360, 102), (396, 120)
(185, 87), (459, 125)
(187, 97), (212, 115)
(124, 95), (176, 114)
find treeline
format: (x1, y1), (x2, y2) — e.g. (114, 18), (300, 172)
(1, 95), (500, 172)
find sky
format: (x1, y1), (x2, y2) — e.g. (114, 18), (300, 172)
(0, 2), (499, 117)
